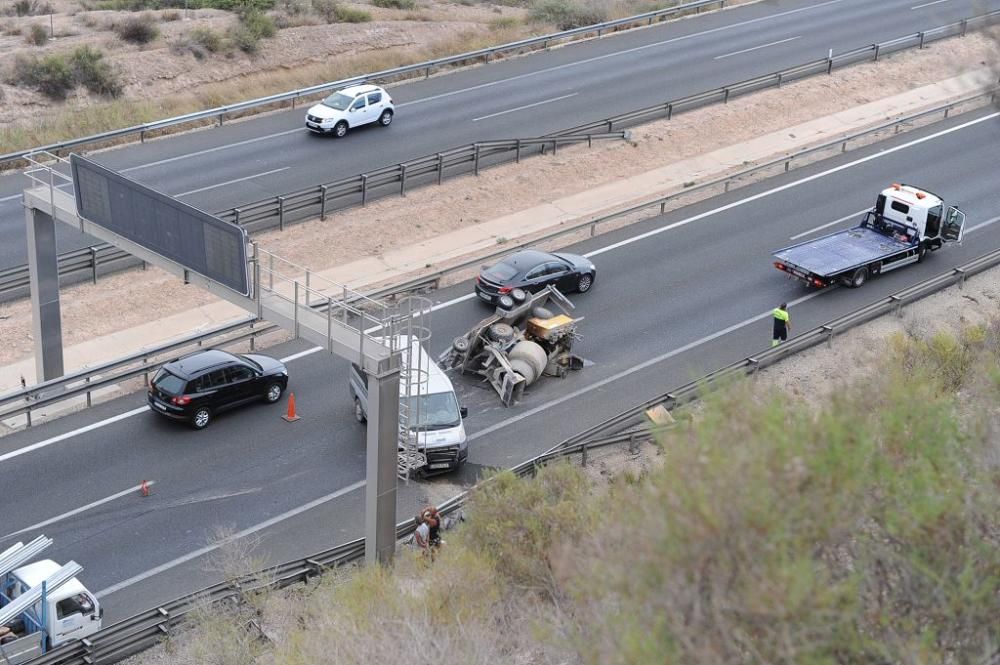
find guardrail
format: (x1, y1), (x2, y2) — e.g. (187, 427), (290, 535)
(22, 242), (1000, 665)
(2, 85), (996, 425)
(0, 0), (734, 169)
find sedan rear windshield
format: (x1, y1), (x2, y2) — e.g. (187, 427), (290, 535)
(152, 369), (186, 396)
(485, 261), (519, 281)
(322, 92), (353, 111)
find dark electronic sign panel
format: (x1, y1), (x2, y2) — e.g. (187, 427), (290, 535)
(71, 155), (250, 296)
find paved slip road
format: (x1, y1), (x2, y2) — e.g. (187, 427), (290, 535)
(2, 0), (999, 268)
(1, 108), (998, 622)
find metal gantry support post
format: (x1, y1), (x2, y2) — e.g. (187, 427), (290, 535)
(25, 205), (64, 381)
(365, 363), (402, 565)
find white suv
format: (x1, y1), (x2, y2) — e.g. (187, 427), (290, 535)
(305, 84), (394, 138)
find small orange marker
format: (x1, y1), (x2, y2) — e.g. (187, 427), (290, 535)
(282, 393), (301, 422)
(140, 480), (150, 497)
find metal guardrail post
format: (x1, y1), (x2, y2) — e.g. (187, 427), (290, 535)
(954, 267), (966, 289)
(515, 140), (521, 163)
(90, 247), (98, 284)
(821, 325), (834, 348)
(327, 296), (333, 351)
(320, 185), (328, 220)
(400, 164), (408, 196)
(140, 129), (145, 143)
(278, 196), (286, 231)
(724, 87), (730, 103)
(268, 253), (274, 290)
(961, 18), (968, 36)
(361, 174), (369, 206)
(249, 320), (255, 351)
(305, 270), (311, 307)
(218, 113), (224, 127)
(889, 294), (903, 317)
(581, 441), (588, 466)
(666, 103), (673, 120)
(234, 208), (241, 226)
(474, 145), (481, 175)
(436, 154), (445, 184)
(552, 139), (558, 156)
(293, 281), (300, 337)
(826, 56), (834, 74)
(918, 31), (925, 48)
(874, 43), (881, 61)
(85, 376), (92, 407)
(747, 357), (759, 374)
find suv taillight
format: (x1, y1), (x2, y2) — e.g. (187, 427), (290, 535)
(171, 396), (192, 406)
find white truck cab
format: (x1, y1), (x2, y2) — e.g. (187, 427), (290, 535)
(875, 183), (966, 248)
(350, 336), (469, 474)
(1, 539), (102, 664)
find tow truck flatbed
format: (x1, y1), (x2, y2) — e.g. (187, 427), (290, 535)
(774, 225), (915, 281)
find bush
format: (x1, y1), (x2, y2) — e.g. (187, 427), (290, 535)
(371, 0), (416, 8)
(160, 9), (181, 19)
(25, 23), (48, 44)
(230, 8), (275, 53)
(332, 4), (370, 22)
(11, 54), (74, 99)
(189, 25), (223, 51)
(113, 14), (159, 43)
(11, 0), (54, 16)
(528, 0), (606, 29)
(69, 45), (123, 96)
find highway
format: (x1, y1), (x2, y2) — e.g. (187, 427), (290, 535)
(1, 0), (998, 268)
(1, 108), (998, 621)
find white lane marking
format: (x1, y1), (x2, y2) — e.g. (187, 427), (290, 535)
(281, 346), (324, 363)
(965, 215), (1000, 234)
(790, 208), (869, 240)
(1, 482), (156, 541)
(714, 36), (801, 60)
(911, 0), (952, 8)
(120, 129), (302, 173)
(5, 110), (996, 462)
(0, 406), (149, 464)
(405, 0), (848, 107)
(584, 112), (1000, 259)
(174, 167), (289, 197)
(0, 193), (22, 203)
(472, 93), (578, 122)
(94, 479), (365, 598)
(469, 289), (825, 441)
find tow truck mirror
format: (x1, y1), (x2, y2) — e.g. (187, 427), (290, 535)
(460, 406), (468, 418)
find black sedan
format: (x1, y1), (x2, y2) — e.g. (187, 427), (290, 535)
(475, 249), (596, 304)
(147, 349), (289, 429)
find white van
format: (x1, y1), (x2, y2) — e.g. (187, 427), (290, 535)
(349, 337), (468, 474)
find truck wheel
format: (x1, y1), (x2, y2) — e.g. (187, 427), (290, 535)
(916, 244), (928, 263)
(868, 262), (882, 277)
(846, 267), (868, 289)
(354, 397), (366, 423)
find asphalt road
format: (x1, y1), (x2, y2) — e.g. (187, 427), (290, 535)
(2, 0), (998, 269)
(1, 108), (998, 622)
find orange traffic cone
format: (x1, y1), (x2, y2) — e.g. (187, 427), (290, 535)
(282, 392), (301, 422)
(140, 480), (150, 497)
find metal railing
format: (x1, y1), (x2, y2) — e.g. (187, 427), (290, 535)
(0, 0), (734, 168)
(3, 2), (997, 302)
(2, 86), (996, 425)
(22, 241), (1000, 665)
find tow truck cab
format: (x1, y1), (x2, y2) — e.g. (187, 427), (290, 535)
(874, 183), (966, 247)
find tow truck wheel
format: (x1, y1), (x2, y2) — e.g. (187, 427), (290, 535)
(846, 267), (868, 289)
(916, 244), (928, 263)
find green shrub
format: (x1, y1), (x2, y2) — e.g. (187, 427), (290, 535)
(231, 8), (275, 53)
(487, 15), (519, 30)
(11, 0), (54, 16)
(371, 0), (416, 9)
(113, 14), (159, 43)
(529, 0), (606, 29)
(189, 25), (223, 51)
(161, 9), (181, 19)
(12, 54), (74, 99)
(25, 23), (48, 44)
(332, 4), (370, 22)
(69, 46), (123, 96)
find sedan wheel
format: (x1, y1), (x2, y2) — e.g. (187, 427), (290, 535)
(191, 407), (212, 430)
(577, 272), (594, 293)
(334, 121), (348, 138)
(265, 383), (283, 404)
(379, 109), (393, 126)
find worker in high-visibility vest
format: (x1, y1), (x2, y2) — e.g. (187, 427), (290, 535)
(772, 303), (791, 347)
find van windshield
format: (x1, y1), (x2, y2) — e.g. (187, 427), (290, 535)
(409, 392), (461, 430)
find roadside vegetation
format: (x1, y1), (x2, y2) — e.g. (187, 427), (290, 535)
(9, 45), (122, 99)
(143, 321), (1000, 665)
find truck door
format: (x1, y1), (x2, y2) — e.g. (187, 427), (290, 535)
(942, 207), (967, 243)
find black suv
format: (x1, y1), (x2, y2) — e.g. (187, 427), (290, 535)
(147, 350), (289, 429)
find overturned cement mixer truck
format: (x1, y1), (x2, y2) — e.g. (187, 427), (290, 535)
(438, 285), (584, 406)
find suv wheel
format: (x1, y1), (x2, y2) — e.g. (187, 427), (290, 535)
(334, 121), (348, 138)
(265, 382), (283, 404)
(191, 407), (212, 430)
(378, 109), (393, 127)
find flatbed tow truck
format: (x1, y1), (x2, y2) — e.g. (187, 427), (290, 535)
(773, 184), (967, 289)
